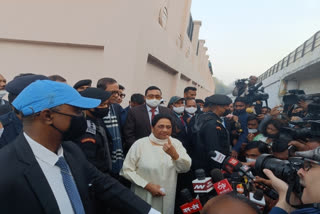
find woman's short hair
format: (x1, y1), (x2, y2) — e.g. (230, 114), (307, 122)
(261, 118), (287, 136)
(151, 113), (173, 127)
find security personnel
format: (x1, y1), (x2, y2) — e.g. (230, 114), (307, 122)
(74, 87), (112, 174)
(190, 94), (232, 173)
(73, 79), (92, 92)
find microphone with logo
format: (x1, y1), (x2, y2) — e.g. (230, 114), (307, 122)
(210, 168), (233, 195)
(229, 172), (249, 197)
(209, 150), (279, 200)
(249, 189), (266, 212)
(179, 188), (202, 214)
(192, 169), (214, 204)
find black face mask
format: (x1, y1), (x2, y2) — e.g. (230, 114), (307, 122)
(234, 109), (246, 116)
(51, 111), (87, 141)
(265, 132), (279, 139)
(90, 107), (109, 118)
(223, 109), (231, 116)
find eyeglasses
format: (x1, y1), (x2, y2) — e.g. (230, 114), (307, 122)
(111, 91), (120, 96)
(120, 93), (126, 99)
(146, 94), (162, 100)
(303, 159), (320, 171)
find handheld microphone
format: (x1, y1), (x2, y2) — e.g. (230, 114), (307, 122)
(249, 189), (266, 212)
(210, 169), (233, 195)
(192, 169), (214, 193)
(209, 151), (279, 200)
(180, 189), (202, 214)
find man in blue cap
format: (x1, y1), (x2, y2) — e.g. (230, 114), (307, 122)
(0, 80), (159, 214)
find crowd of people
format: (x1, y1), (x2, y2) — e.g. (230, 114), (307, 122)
(0, 73), (319, 214)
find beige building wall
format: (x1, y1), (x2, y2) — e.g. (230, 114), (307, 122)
(0, 0), (215, 103)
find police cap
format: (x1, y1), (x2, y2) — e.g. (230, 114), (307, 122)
(73, 79), (92, 90)
(5, 74), (48, 96)
(204, 94), (232, 106)
(80, 87), (111, 103)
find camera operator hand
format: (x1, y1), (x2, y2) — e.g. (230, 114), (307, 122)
(298, 100), (308, 112)
(288, 140), (309, 152)
(263, 169), (298, 213)
(270, 105), (282, 118)
(254, 175), (272, 190)
(257, 114), (265, 120)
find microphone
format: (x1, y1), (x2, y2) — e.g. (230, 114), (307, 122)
(249, 189), (266, 212)
(210, 169), (233, 195)
(179, 189), (202, 214)
(192, 169), (214, 193)
(209, 151), (279, 200)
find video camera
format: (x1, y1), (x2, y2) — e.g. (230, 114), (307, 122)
(246, 82), (269, 105)
(283, 90), (320, 105)
(255, 154), (304, 196)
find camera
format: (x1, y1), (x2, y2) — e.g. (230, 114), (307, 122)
(235, 78), (249, 87)
(246, 82), (269, 105)
(255, 154), (304, 194)
(283, 90), (320, 105)
(280, 127), (312, 141)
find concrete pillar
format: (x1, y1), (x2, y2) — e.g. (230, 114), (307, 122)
(191, 21), (201, 55)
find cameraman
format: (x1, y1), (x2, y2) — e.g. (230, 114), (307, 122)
(265, 147), (320, 214)
(232, 76), (258, 97)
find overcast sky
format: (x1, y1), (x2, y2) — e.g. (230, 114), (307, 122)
(191, 0), (320, 85)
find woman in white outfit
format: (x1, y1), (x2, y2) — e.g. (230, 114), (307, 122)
(120, 114), (191, 214)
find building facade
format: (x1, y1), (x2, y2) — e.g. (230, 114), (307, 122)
(0, 0), (215, 102)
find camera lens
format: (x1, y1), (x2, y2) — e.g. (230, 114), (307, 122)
(255, 154), (294, 181)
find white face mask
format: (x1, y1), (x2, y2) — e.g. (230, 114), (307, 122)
(0, 90), (7, 99)
(200, 108), (203, 112)
(185, 107), (197, 114)
(248, 128), (258, 134)
(173, 106), (185, 114)
(146, 99), (161, 108)
(246, 157), (256, 163)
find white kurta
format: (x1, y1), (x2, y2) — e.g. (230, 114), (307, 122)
(120, 135), (191, 214)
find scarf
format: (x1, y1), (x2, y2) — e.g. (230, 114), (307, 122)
(103, 105), (124, 174)
(149, 133), (171, 146)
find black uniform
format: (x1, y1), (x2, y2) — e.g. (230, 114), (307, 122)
(190, 112), (230, 172)
(74, 116), (112, 174)
(190, 94), (232, 173)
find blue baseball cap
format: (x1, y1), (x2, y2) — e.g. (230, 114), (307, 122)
(12, 80), (101, 116)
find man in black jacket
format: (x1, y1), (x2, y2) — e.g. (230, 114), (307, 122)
(0, 80), (159, 214)
(190, 94), (232, 173)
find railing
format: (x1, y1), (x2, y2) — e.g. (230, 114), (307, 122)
(258, 30), (320, 82)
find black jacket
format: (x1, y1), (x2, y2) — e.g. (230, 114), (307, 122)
(190, 112), (231, 173)
(74, 116), (112, 174)
(0, 133), (151, 214)
(0, 111), (22, 149)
